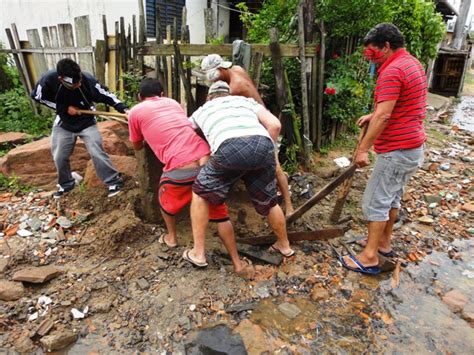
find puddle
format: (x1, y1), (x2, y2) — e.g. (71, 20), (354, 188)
(452, 96), (474, 132)
(249, 239), (473, 353)
(377, 238), (474, 353)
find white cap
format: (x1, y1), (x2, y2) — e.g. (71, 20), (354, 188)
(201, 54), (233, 71)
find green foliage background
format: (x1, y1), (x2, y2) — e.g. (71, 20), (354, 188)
(239, 0), (446, 132)
(0, 46), (53, 136)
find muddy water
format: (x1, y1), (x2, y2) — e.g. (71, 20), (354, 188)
(249, 238), (474, 353)
(452, 96), (474, 132)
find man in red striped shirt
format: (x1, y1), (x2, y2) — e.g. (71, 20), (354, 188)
(340, 23), (426, 275)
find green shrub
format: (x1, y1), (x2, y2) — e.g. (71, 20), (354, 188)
(0, 87), (53, 135)
(0, 173), (34, 193)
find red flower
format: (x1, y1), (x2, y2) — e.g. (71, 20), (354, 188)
(332, 53), (339, 59)
(325, 87), (336, 95)
(315, 44), (321, 53)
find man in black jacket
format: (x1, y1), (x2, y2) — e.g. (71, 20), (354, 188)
(31, 58), (127, 198)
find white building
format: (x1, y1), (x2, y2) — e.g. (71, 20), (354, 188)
(0, 0), (235, 47)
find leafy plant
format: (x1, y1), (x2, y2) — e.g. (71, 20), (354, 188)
(0, 173), (34, 193)
(121, 69), (144, 107)
(0, 87), (53, 135)
(324, 48), (375, 129)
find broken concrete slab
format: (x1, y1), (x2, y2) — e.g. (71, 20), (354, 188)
(12, 265), (61, 283)
(40, 329), (77, 351)
(442, 289), (468, 313)
(277, 302), (301, 319)
(0, 258), (8, 274)
(0, 280), (25, 301)
(136, 278), (150, 290)
(237, 244), (283, 266)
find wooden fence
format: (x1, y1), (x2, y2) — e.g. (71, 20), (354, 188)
(2, 1), (358, 163)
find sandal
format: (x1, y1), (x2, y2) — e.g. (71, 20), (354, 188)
(182, 249), (208, 268)
(269, 244), (295, 257)
(158, 234), (177, 248)
(339, 255), (380, 275)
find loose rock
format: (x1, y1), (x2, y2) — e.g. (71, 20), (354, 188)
(0, 280), (25, 301)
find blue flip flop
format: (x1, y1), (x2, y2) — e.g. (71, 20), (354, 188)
(339, 255), (381, 275)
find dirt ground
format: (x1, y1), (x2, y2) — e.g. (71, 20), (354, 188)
(0, 99), (473, 353)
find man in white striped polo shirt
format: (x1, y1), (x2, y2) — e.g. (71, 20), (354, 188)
(182, 81), (294, 268)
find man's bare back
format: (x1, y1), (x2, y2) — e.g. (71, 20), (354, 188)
(219, 66), (264, 105)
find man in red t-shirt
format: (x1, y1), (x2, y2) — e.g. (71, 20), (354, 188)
(128, 78), (254, 278)
(340, 23), (426, 275)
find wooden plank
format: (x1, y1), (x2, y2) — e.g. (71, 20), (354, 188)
(0, 47), (93, 54)
(166, 25), (172, 98)
(58, 23), (75, 60)
(139, 43), (318, 57)
(26, 29), (48, 77)
(74, 15), (94, 74)
(41, 27), (55, 69)
(237, 228), (344, 246)
(252, 51), (263, 90)
(138, 0), (146, 74)
(107, 35), (117, 92)
(95, 39), (106, 85)
(204, 8), (215, 43)
(155, 2), (162, 80)
(115, 21), (121, 93)
(120, 17), (127, 72)
(132, 15), (137, 68)
(297, 1), (311, 166)
(48, 26), (60, 65)
(172, 18), (179, 102)
(269, 29), (287, 112)
(286, 164), (357, 224)
(5, 27), (36, 114)
(330, 124), (368, 223)
(174, 43), (195, 113)
(316, 20), (326, 148)
(102, 15), (109, 63)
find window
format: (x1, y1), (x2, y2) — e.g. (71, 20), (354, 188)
(146, 0), (186, 39)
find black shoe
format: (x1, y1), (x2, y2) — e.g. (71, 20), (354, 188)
(53, 186), (74, 199)
(107, 184), (122, 197)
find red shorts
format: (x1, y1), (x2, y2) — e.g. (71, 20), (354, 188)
(158, 177), (229, 222)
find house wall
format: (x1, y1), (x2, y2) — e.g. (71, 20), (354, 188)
(0, 0), (224, 47)
(0, 0), (139, 46)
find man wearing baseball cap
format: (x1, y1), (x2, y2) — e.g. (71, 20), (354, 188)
(201, 54), (294, 217)
(184, 81), (294, 268)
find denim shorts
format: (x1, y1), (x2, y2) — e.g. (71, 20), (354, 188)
(362, 145), (424, 222)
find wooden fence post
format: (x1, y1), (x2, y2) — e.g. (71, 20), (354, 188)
(74, 16), (94, 74)
(297, 1), (312, 166)
(317, 20), (326, 146)
(136, 144), (163, 223)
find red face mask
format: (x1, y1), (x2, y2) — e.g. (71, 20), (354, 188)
(363, 47), (385, 64)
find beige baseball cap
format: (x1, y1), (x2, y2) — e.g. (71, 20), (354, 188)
(201, 54), (233, 71)
(208, 81), (230, 95)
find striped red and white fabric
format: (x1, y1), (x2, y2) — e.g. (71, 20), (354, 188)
(373, 48), (427, 154)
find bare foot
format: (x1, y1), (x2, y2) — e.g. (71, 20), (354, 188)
(235, 260), (255, 279)
(356, 239), (392, 254)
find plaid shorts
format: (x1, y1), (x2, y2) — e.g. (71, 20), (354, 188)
(193, 135), (277, 216)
